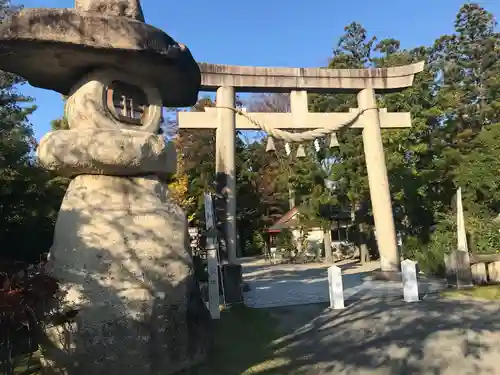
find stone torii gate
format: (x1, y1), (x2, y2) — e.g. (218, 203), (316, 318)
(178, 62), (424, 274)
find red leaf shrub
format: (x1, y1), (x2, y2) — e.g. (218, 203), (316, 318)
(0, 260), (59, 373)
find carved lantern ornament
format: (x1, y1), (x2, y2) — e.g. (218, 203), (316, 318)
(64, 69), (164, 132)
(0, 0), (201, 109)
(106, 80), (148, 125)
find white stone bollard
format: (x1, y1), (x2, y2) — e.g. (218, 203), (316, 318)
(401, 259), (419, 302)
(328, 265), (345, 309)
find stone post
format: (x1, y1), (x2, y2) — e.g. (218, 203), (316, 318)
(401, 259), (419, 302)
(455, 251), (473, 288)
(216, 86), (237, 264)
(357, 88), (399, 273)
(488, 261), (500, 282)
(444, 252), (457, 287)
(445, 251), (473, 288)
(328, 265), (345, 309)
(471, 262), (487, 284)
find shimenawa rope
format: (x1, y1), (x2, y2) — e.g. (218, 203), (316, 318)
(214, 106), (379, 143)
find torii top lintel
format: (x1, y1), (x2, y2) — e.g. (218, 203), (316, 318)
(198, 61), (425, 93)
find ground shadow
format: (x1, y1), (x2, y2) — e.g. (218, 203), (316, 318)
(251, 297), (500, 374)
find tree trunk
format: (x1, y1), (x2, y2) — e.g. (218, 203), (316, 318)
(352, 203), (370, 264)
(324, 227), (333, 264)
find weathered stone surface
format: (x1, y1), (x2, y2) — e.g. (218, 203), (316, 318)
(41, 175), (212, 375)
(488, 261), (500, 282)
(0, 8), (172, 53)
(471, 262), (488, 284)
(0, 5), (201, 107)
(75, 0), (145, 21)
(64, 69), (162, 133)
(197, 61), (425, 92)
(455, 251), (473, 288)
(444, 252), (457, 287)
(401, 259), (419, 303)
(37, 129), (176, 177)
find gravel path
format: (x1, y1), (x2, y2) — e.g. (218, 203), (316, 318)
(241, 259), (447, 308)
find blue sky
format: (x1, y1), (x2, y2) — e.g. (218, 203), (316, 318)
(14, 0), (500, 140)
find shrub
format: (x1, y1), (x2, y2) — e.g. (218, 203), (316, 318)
(275, 229), (295, 260)
(242, 231), (266, 257)
(403, 214), (455, 275)
(466, 215), (500, 253)
(0, 261), (59, 375)
(403, 212), (500, 275)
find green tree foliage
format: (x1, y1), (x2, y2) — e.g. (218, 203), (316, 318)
(455, 123), (500, 216)
(50, 96), (69, 131)
(407, 4), (500, 267)
(176, 97), (217, 222)
(307, 3), (500, 269)
(0, 1), (67, 262)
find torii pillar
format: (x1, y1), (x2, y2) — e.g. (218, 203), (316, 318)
(358, 88), (398, 272)
(215, 86), (237, 264)
(180, 62), (425, 273)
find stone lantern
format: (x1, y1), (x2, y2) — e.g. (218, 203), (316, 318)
(0, 1), (212, 374)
